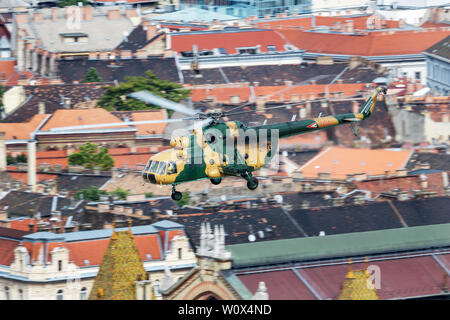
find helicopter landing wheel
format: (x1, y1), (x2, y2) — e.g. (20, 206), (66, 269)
(210, 178), (222, 185)
(171, 191), (182, 201)
(246, 177), (258, 190)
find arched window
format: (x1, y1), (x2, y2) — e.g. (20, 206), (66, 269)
(56, 289), (63, 300)
(80, 287), (87, 300)
(4, 287), (9, 300)
(18, 289), (23, 300)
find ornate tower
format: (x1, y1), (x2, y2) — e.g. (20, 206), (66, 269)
(89, 221), (147, 300)
(338, 259), (379, 300)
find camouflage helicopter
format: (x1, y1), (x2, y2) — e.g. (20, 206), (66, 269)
(52, 86), (387, 201)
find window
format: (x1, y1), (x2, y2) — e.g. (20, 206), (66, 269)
(58, 260), (62, 271)
(218, 48), (227, 55)
(80, 287), (87, 300)
(149, 161), (160, 173)
(267, 45), (276, 52)
(144, 159), (153, 172)
(167, 162), (177, 175)
(18, 289), (23, 300)
(178, 248), (182, 260)
(4, 287), (9, 300)
(238, 48), (257, 55)
(415, 72), (421, 80)
(180, 51), (193, 57)
(199, 50), (213, 56)
(56, 290), (63, 300)
(157, 162), (167, 175)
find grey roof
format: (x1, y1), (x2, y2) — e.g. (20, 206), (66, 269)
(62, 224), (159, 242)
(425, 35), (450, 61)
(20, 8), (134, 53)
(0, 0), (30, 8)
(151, 220), (184, 230)
(23, 232), (65, 242)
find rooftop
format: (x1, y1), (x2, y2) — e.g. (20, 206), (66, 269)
(299, 147), (413, 179)
(227, 223), (450, 268)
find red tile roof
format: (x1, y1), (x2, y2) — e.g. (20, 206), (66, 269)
(278, 29), (450, 56)
(301, 256), (447, 299)
(256, 15), (400, 31)
(238, 269), (318, 300)
(171, 29), (289, 54)
(0, 239), (21, 265)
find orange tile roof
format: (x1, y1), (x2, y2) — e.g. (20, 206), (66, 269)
(0, 60), (16, 82)
(9, 219), (33, 232)
(190, 83), (369, 103)
(40, 108), (128, 131)
(299, 146), (413, 179)
(278, 29), (450, 56)
(0, 114), (48, 140)
(279, 131), (326, 147)
(130, 110), (168, 136)
(7, 172), (58, 183)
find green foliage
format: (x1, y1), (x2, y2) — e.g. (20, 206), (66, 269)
(0, 85), (5, 114)
(109, 187), (130, 200)
(175, 192), (190, 207)
(75, 186), (129, 201)
(68, 143), (114, 170)
(75, 186), (108, 201)
(58, 0), (88, 7)
(97, 71), (190, 112)
(145, 192), (154, 198)
(82, 67), (103, 83)
(7, 153), (27, 165)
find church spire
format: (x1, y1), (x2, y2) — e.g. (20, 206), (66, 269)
(88, 226), (146, 300)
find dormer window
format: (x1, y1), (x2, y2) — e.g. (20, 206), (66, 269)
(238, 47), (257, 55)
(267, 45), (276, 52)
(59, 33), (88, 44)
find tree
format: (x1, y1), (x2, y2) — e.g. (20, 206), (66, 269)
(97, 71), (190, 112)
(82, 67), (103, 83)
(175, 192), (190, 207)
(75, 186), (108, 201)
(109, 187), (129, 200)
(68, 143), (114, 170)
(59, 0), (88, 7)
(15, 153), (27, 163)
(0, 85), (5, 115)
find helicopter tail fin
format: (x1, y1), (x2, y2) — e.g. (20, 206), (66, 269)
(359, 86), (387, 119)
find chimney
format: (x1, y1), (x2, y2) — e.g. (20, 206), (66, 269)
(33, 13), (44, 23)
(352, 101), (359, 113)
(84, 6), (93, 21)
(27, 140), (37, 192)
(0, 133), (6, 171)
(146, 24), (158, 40)
(38, 102), (46, 114)
(51, 8), (58, 22)
(107, 9), (121, 20)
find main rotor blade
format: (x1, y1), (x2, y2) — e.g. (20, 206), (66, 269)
(48, 118), (190, 132)
(128, 91), (199, 117)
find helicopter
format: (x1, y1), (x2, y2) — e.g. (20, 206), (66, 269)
(51, 86), (387, 201)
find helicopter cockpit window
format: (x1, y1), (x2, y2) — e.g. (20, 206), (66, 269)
(157, 162), (167, 175)
(167, 162), (177, 174)
(149, 161), (160, 173)
(144, 160), (153, 172)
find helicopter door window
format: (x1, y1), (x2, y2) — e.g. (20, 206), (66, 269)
(149, 161), (160, 173)
(167, 162), (177, 174)
(157, 162), (167, 175)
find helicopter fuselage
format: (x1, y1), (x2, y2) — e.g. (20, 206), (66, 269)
(140, 85), (384, 186)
